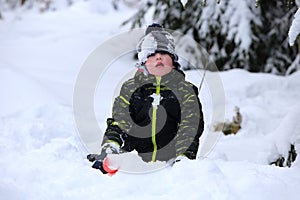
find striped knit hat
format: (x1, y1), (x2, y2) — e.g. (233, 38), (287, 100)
(136, 23), (178, 64)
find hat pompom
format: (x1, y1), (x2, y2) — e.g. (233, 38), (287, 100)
(145, 23), (164, 35)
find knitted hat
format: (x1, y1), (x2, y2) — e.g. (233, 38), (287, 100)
(136, 23), (178, 64)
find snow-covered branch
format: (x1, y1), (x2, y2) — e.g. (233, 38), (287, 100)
(289, 7), (300, 46)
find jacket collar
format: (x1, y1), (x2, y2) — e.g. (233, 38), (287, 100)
(134, 68), (185, 86)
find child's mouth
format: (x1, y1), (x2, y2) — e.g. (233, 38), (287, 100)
(155, 63), (164, 67)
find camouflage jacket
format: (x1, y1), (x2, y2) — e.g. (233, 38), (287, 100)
(102, 69), (204, 162)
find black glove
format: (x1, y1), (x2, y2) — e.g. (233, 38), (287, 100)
(86, 153), (108, 174)
(87, 143), (119, 174)
(92, 160), (108, 174)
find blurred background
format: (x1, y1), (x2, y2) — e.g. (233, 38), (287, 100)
(1, 0), (299, 75)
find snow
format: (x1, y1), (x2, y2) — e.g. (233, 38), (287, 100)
(1, 1), (300, 199)
(180, 0), (188, 7)
(200, 0), (260, 51)
(289, 6), (300, 46)
(224, 0), (260, 50)
(289, 0), (300, 46)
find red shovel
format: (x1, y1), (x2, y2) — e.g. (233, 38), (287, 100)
(102, 157), (119, 176)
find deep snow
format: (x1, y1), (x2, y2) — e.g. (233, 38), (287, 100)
(0, 1), (300, 200)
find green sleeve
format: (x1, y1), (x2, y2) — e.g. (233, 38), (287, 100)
(175, 82), (204, 159)
(102, 79), (135, 146)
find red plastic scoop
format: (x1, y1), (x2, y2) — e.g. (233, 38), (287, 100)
(102, 157), (119, 176)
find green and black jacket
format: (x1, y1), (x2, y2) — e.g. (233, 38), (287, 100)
(102, 69), (204, 162)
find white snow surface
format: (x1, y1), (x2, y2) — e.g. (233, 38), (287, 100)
(289, 7), (300, 46)
(1, 1), (300, 200)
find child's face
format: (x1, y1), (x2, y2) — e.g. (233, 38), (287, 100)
(145, 52), (174, 77)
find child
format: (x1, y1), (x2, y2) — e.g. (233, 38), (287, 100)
(88, 23), (204, 174)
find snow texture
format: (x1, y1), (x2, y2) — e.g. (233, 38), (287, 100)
(137, 33), (157, 63)
(0, 1), (299, 199)
(223, 0), (260, 50)
(289, 7), (300, 46)
(200, 0), (260, 51)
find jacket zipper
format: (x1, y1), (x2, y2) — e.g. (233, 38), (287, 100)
(151, 76), (161, 162)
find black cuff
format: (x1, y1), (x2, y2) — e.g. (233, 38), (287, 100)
(92, 160), (108, 174)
